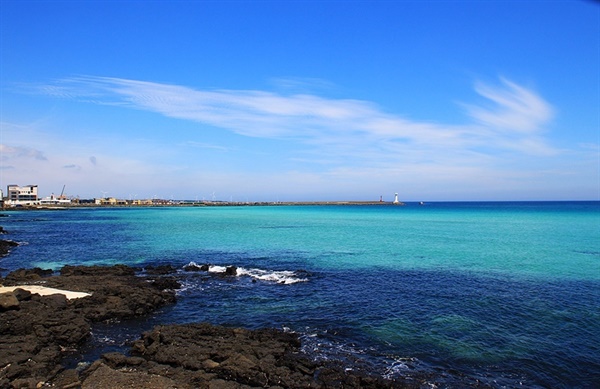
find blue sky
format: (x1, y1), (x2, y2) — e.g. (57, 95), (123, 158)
(1, 0), (598, 201)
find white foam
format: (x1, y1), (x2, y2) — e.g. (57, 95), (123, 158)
(237, 267), (308, 284)
(182, 261), (308, 284)
(382, 356), (420, 379)
(207, 265), (227, 273)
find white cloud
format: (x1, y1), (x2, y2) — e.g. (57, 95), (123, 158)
(3, 76), (579, 200)
(31, 76), (558, 162)
(464, 78), (554, 134)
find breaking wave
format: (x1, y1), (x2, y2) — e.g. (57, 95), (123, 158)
(183, 261), (309, 284)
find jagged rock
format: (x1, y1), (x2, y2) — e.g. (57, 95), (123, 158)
(0, 265), (179, 388)
(0, 293), (90, 386)
(0, 240), (19, 257)
(117, 322), (400, 388)
(224, 266), (237, 276)
(183, 263), (209, 272)
(150, 276), (181, 291)
(3, 268), (53, 283)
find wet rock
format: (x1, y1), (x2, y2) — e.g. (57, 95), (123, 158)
(59, 264), (136, 277)
(224, 266), (237, 276)
(144, 264), (177, 275)
(150, 276), (181, 291)
(0, 240), (19, 257)
(183, 263), (209, 272)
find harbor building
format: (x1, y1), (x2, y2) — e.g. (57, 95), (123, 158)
(6, 184), (39, 206)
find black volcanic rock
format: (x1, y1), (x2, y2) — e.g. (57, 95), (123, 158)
(0, 239), (18, 257)
(0, 265), (178, 388)
(144, 264), (177, 275)
(3, 267), (53, 282)
(0, 292), (90, 387)
(0, 264), (437, 389)
(224, 265), (237, 276)
(73, 322), (403, 389)
(183, 263), (209, 272)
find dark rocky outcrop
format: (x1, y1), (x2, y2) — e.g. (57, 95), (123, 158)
(0, 240), (18, 257)
(0, 291), (90, 388)
(3, 267), (53, 283)
(0, 264), (423, 389)
(68, 323), (403, 389)
(0, 226), (18, 257)
(0, 265), (178, 388)
(144, 264), (177, 275)
(0, 291), (20, 311)
(183, 263), (209, 272)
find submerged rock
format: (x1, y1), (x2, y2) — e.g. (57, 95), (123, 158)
(144, 264), (178, 275)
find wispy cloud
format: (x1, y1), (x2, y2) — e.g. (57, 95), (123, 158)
(0, 144), (47, 161)
(465, 78), (553, 134)
(6, 75), (570, 200)
(29, 76), (558, 164)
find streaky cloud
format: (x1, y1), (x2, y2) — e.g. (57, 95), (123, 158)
(465, 78), (554, 134)
(31, 76), (559, 160)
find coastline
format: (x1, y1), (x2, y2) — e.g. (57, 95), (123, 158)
(0, 264), (426, 389)
(1, 200), (406, 211)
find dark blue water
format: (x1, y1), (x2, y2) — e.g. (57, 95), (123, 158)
(1, 202), (599, 388)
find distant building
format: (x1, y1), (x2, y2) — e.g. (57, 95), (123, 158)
(39, 194), (71, 206)
(6, 184), (39, 206)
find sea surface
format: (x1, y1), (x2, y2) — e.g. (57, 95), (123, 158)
(1, 202), (599, 388)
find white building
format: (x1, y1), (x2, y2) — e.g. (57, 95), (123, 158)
(6, 185), (39, 206)
(39, 194), (71, 206)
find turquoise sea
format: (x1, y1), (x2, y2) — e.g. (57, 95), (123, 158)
(1, 202), (599, 387)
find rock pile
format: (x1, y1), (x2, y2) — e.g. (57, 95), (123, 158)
(74, 322), (401, 389)
(0, 265), (177, 388)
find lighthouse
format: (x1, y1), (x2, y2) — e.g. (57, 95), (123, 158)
(393, 193), (399, 204)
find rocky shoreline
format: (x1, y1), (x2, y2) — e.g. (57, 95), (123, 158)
(0, 263), (431, 389)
